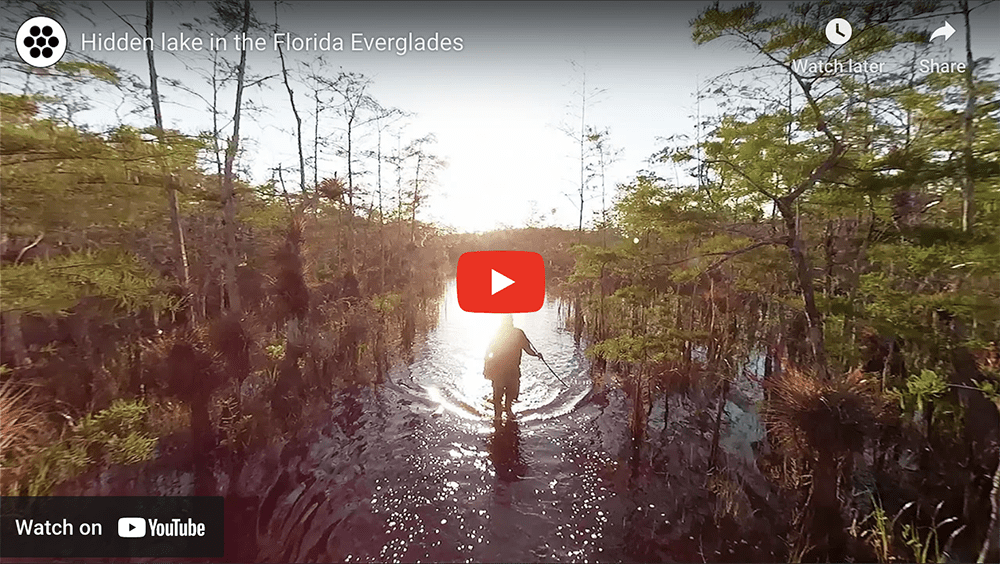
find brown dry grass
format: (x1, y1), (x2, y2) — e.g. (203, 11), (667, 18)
(0, 378), (55, 492)
(708, 465), (751, 522)
(146, 399), (190, 438)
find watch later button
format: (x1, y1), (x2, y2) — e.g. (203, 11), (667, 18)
(825, 18), (852, 45)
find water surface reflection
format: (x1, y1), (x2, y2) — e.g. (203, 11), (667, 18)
(255, 282), (666, 562)
(488, 418), (526, 482)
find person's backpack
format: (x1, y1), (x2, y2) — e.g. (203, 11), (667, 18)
(483, 352), (499, 380)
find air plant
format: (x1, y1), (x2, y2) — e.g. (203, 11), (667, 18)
(765, 367), (884, 459)
(764, 366), (888, 559)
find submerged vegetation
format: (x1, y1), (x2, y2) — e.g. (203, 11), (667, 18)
(1, 1), (999, 562)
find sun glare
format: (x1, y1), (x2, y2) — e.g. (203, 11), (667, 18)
(437, 283), (538, 413)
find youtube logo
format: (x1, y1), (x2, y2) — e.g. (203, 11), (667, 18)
(457, 251), (545, 313)
(118, 517), (145, 538)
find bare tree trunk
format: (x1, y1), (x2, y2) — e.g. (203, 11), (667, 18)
(810, 448), (845, 560)
(578, 73), (586, 238)
(709, 379), (729, 469)
(1, 311), (28, 367)
(145, 0), (191, 301)
(684, 300), (694, 375)
(410, 153), (422, 243)
(220, 0), (251, 314)
(573, 297), (584, 345)
(211, 47), (224, 179)
(395, 131), (404, 243)
(324, 72), (379, 269)
(275, 2), (306, 197)
(708, 277), (718, 368)
(774, 131), (844, 382)
(191, 393), (216, 495)
(377, 124), (385, 292)
(313, 87), (320, 190)
(597, 262), (606, 340)
(599, 143), (606, 230)
(979, 415), (1000, 563)
(346, 117), (357, 269)
(961, 0), (977, 234)
(779, 201), (828, 378)
(631, 365), (646, 445)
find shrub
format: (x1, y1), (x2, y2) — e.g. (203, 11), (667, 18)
(21, 398), (157, 495)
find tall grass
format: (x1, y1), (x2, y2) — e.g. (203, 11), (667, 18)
(0, 376), (52, 492)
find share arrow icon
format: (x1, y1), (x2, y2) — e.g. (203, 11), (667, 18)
(930, 21), (956, 42)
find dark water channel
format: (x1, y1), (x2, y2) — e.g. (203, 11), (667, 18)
(249, 281), (773, 562)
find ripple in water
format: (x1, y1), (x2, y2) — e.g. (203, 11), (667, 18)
(256, 280), (624, 563)
(409, 281), (591, 424)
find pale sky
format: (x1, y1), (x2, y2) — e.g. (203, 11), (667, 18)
(4, 1), (997, 232)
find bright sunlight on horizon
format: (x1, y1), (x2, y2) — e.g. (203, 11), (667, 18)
(3, 1), (764, 233)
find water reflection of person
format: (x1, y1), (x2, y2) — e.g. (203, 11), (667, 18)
(488, 417), (526, 482)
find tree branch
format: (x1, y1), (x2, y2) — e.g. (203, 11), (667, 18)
(703, 158), (780, 201)
(651, 236), (786, 269)
(779, 142), (849, 207)
(14, 233), (44, 265)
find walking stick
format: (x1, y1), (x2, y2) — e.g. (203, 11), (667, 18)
(526, 337), (568, 388)
(540, 355), (569, 388)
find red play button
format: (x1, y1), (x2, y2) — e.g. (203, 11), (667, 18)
(457, 251), (545, 313)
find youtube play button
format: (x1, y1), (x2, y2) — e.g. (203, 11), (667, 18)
(118, 517), (146, 538)
(458, 251), (545, 313)
(491, 270), (514, 294)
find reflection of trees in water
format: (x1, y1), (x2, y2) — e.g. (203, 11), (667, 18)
(488, 419), (526, 482)
(402, 293), (444, 366)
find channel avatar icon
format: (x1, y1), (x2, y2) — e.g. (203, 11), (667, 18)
(16, 17), (67, 68)
(457, 251), (545, 313)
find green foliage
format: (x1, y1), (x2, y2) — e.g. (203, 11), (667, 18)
(217, 395), (254, 453)
(75, 399), (158, 464)
(0, 94), (41, 124)
(973, 375), (1000, 410)
(238, 182), (294, 231)
(22, 399), (157, 496)
(862, 497), (915, 564)
(372, 292), (403, 314)
(0, 379), (50, 478)
(900, 510), (960, 564)
(672, 0), (1000, 382)
(52, 61), (121, 84)
(590, 333), (674, 365)
(1, 92), (205, 238)
(895, 369), (948, 413)
(265, 342), (286, 361)
(0, 249), (179, 315)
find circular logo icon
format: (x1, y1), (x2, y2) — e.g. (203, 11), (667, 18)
(825, 18), (852, 45)
(16, 17), (67, 68)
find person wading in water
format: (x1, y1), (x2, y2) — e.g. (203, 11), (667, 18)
(484, 314), (542, 420)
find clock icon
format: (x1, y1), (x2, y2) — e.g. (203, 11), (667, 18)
(825, 18), (852, 45)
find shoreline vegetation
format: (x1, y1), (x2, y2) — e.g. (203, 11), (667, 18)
(2, 1), (999, 562)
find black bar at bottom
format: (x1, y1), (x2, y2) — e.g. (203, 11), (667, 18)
(0, 496), (224, 558)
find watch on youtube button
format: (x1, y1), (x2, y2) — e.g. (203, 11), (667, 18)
(457, 251), (545, 313)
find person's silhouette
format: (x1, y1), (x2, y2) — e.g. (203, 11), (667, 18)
(484, 314), (541, 420)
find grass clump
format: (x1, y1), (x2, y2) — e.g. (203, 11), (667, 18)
(0, 376), (54, 492)
(19, 398), (157, 496)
